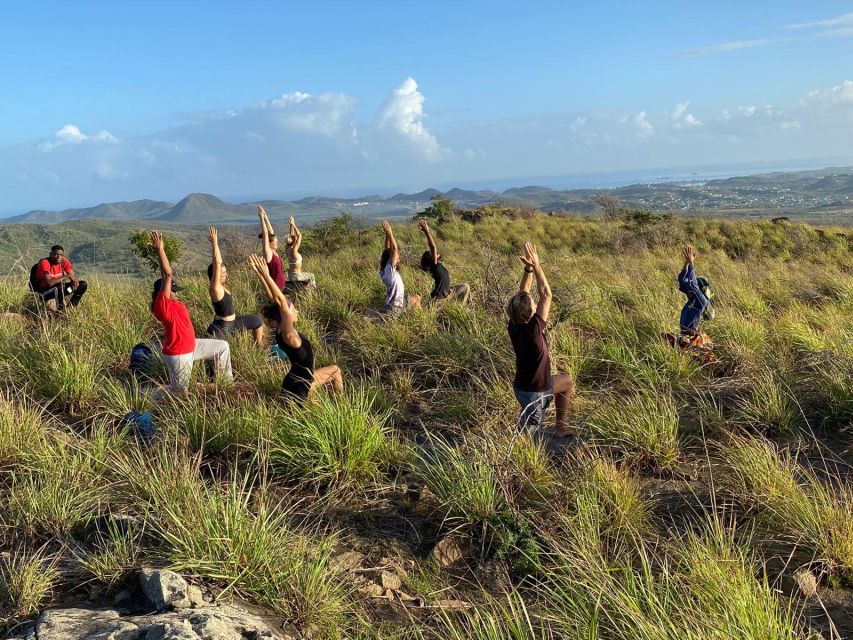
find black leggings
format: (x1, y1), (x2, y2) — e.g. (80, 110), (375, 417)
(206, 314), (263, 338)
(40, 280), (87, 307)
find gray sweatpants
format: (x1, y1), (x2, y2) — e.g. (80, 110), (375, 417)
(161, 339), (233, 394)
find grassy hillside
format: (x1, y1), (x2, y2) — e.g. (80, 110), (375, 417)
(0, 211), (852, 637)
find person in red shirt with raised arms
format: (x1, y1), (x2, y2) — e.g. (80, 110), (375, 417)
(33, 245), (87, 310)
(148, 230), (233, 395)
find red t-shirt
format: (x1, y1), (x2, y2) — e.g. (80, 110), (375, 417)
(36, 257), (72, 290)
(267, 254), (286, 290)
(151, 291), (196, 356)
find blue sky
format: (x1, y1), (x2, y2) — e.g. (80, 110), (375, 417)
(3, 1), (853, 213)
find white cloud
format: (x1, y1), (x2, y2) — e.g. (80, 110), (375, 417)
(375, 77), (445, 161)
(629, 111), (654, 138)
(38, 124), (118, 152)
(738, 105), (757, 117)
(678, 39), (772, 58)
(785, 12), (853, 29)
(670, 102), (702, 129)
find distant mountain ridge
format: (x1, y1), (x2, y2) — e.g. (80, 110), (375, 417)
(6, 165), (853, 225)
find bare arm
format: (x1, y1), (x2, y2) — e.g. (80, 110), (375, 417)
(258, 206), (273, 262)
(381, 220), (399, 264)
(289, 216), (302, 253)
(418, 219), (439, 265)
(151, 231), (173, 294)
(208, 227), (224, 301)
(249, 254), (298, 342)
(521, 242), (552, 322)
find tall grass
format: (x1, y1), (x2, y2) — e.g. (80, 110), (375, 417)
(720, 435), (853, 583)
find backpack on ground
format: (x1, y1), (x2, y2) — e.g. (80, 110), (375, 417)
(697, 276), (716, 321)
(130, 342), (160, 377)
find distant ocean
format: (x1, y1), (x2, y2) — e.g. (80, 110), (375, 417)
(435, 158), (853, 194)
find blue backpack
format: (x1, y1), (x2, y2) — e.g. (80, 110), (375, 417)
(130, 342), (159, 377)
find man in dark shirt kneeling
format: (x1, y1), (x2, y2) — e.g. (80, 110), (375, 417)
(417, 219), (471, 305)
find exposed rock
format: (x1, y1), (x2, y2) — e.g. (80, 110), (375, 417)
(380, 571), (401, 592)
(33, 604), (283, 640)
(37, 608), (140, 640)
(793, 567), (818, 598)
(187, 585), (207, 608)
(431, 536), (465, 567)
(145, 620), (198, 640)
(140, 568), (191, 610)
(329, 550), (365, 572)
(358, 582), (385, 597)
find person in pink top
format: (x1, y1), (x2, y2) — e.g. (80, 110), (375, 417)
(257, 206), (286, 291)
(148, 230), (233, 395)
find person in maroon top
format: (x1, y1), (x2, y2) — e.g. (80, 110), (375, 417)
(257, 205), (286, 291)
(34, 245), (87, 309)
(506, 242), (574, 435)
(148, 230), (233, 395)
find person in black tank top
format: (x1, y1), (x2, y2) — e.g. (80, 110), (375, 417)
(416, 219), (471, 305)
(206, 227), (265, 344)
(506, 242), (574, 436)
(249, 254), (343, 404)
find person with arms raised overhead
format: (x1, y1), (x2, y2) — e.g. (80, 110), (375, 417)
(257, 205), (286, 291)
(664, 245), (716, 363)
(248, 253), (342, 404)
(506, 242), (574, 436)
(284, 215), (316, 292)
(378, 219), (420, 316)
(149, 230), (233, 396)
(416, 219), (471, 305)
(31, 245), (87, 311)
(677, 245), (710, 336)
(205, 226), (265, 345)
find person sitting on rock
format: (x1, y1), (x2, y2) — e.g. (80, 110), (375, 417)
(506, 242), (574, 435)
(284, 215), (316, 293)
(149, 231), (233, 396)
(32, 245), (88, 310)
(205, 226), (265, 345)
(416, 219), (471, 305)
(249, 253), (343, 404)
(257, 205), (286, 291)
(377, 219), (420, 316)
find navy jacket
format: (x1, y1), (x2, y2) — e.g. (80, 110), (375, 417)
(678, 264), (709, 332)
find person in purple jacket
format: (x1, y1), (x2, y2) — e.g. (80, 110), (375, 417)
(677, 245), (709, 335)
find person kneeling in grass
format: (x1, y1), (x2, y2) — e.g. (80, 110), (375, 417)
(664, 245), (716, 364)
(378, 219), (420, 316)
(284, 215), (316, 293)
(149, 231), (233, 395)
(416, 219), (471, 305)
(248, 254), (343, 404)
(506, 242), (574, 436)
(205, 226), (265, 345)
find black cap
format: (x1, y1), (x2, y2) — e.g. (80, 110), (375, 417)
(152, 278), (184, 297)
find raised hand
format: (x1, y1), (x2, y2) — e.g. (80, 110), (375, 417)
(381, 219), (392, 235)
(417, 219), (429, 233)
(258, 205), (266, 219)
(682, 245), (695, 265)
(150, 230), (163, 251)
(208, 226), (218, 244)
(288, 216), (295, 226)
(519, 242), (539, 268)
(248, 254), (268, 275)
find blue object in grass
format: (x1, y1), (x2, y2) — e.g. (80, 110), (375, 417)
(123, 411), (156, 445)
(270, 344), (289, 362)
